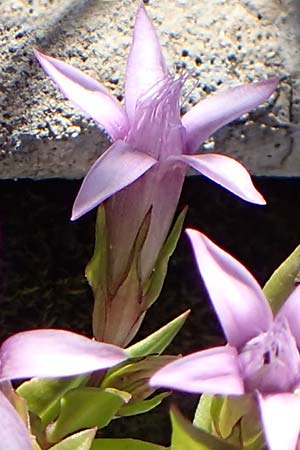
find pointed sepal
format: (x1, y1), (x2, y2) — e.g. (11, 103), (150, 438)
(49, 428), (97, 450)
(263, 243), (300, 314)
(171, 406), (237, 450)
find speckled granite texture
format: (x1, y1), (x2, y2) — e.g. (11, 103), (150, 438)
(0, 0), (299, 178)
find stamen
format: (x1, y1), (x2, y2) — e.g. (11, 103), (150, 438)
(239, 318), (300, 393)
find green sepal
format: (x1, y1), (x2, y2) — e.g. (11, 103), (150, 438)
(17, 376), (87, 426)
(126, 309), (190, 358)
(118, 392), (170, 417)
(193, 394), (214, 432)
(143, 207), (187, 307)
(263, 244), (300, 313)
(86, 205), (108, 296)
(101, 355), (177, 402)
(195, 395), (264, 450)
(46, 387), (131, 444)
(170, 406), (236, 450)
(91, 438), (167, 450)
(49, 428), (97, 450)
(89, 206), (151, 345)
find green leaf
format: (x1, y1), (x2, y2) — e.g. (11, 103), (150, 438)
(86, 205), (108, 295)
(46, 387), (130, 444)
(91, 438), (166, 450)
(195, 395), (264, 450)
(193, 394), (214, 432)
(143, 207), (187, 307)
(211, 396), (252, 440)
(118, 392), (170, 417)
(170, 407), (236, 450)
(49, 428), (97, 450)
(17, 376), (87, 426)
(263, 244), (300, 313)
(101, 355), (176, 401)
(126, 310), (190, 358)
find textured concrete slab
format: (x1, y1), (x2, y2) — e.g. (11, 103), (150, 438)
(0, 0), (299, 178)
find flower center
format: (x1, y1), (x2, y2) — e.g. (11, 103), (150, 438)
(238, 317), (300, 394)
(126, 75), (187, 160)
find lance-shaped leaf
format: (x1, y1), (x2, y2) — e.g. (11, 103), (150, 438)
(126, 309), (190, 358)
(263, 244), (300, 314)
(91, 438), (166, 450)
(47, 388), (130, 443)
(170, 406), (237, 450)
(49, 428), (97, 450)
(117, 391), (169, 417)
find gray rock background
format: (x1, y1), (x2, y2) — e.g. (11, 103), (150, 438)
(1, 0), (299, 178)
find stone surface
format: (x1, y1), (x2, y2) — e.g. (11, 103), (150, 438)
(0, 0), (299, 178)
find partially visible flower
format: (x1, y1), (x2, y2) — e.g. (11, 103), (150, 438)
(150, 229), (300, 450)
(0, 389), (34, 450)
(0, 329), (127, 380)
(0, 328), (126, 449)
(35, 4), (278, 346)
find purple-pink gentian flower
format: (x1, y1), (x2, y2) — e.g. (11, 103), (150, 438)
(0, 389), (34, 450)
(35, 4), (278, 345)
(150, 229), (300, 450)
(0, 328), (126, 449)
(0, 329), (126, 380)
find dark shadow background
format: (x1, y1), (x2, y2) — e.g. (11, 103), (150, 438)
(0, 176), (299, 444)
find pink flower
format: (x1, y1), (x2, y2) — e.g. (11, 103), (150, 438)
(0, 328), (126, 448)
(35, 3), (278, 346)
(34, 3), (278, 225)
(150, 229), (300, 450)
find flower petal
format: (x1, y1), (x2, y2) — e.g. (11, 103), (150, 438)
(72, 140), (157, 220)
(125, 4), (168, 123)
(0, 329), (127, 380)
(150, 346), (244, 395)
(0, 391), (33, 450)
(182, 77), (279, 154)
(172, 153), (265, 204)
(34, 50), (128, 141)
(258, 393), (300, 450)
(276, 285), (300, 348)
(186, 229), (273, 349)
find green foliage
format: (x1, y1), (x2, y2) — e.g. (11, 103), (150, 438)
(118, 392), (169, 417)
(143, 207), (187, 308)
(46, 387), (130, 444)
(193, 395), (265, 450)
(263, 244), (300, 313)
(49, 428), (97, 450)
(126, 310), (190, 358)
(91, 438), (166, 450)
(170, 407), (235, 450)
(17, 376), (87, 426)
(101, 355), (176, 402)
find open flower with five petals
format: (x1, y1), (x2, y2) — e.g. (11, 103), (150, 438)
(35, 4), (278, 346)
(150, 229), (300, 450)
